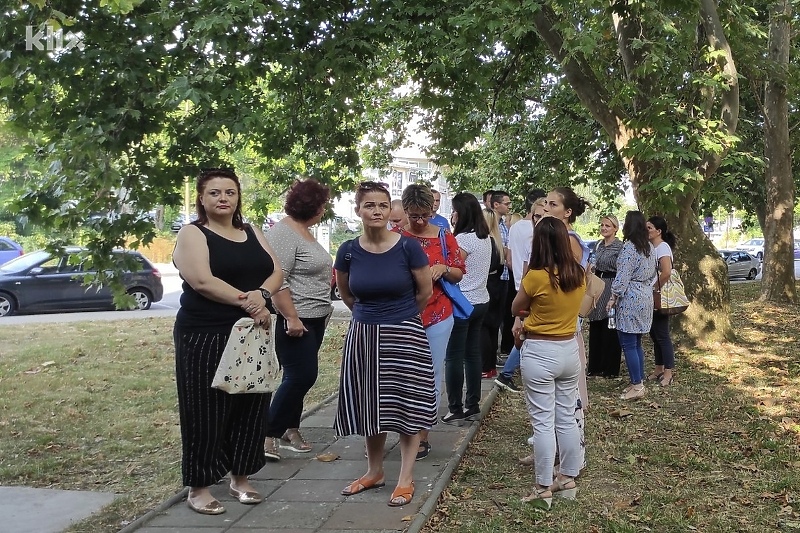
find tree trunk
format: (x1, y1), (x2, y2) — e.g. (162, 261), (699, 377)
(760, 0), (796, 303)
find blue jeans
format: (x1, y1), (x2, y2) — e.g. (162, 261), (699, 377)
(617, 330), (646, 385)
(267, 315), (328, 438)
(445, 302), (489, 414)
(500, 345), (520, 379)
(425, 315), (455, 416)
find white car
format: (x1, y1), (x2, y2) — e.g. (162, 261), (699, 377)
(736, 238), (764, 260)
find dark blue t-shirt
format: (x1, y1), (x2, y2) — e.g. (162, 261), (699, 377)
(334, 235), (429, 324)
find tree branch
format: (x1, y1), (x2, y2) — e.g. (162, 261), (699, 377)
(530, 4), (627, 142)
(697, 0), (740, 179)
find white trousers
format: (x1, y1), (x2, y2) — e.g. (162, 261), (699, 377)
(520, 337), (582, 486)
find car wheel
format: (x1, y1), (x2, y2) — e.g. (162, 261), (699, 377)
(127, 288), (153, 310)
(747, 268), (758, 280)
(331, 285), (341, 301)
(0, 292), (17, 317)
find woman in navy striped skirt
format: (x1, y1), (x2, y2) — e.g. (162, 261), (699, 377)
(334, 181), (435, 507)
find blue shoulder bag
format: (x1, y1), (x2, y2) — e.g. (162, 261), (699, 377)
(438, 229), (474, 320)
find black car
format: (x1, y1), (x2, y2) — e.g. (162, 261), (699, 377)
(0, 247), (164, 316)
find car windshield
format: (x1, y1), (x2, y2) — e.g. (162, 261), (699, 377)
(0, 250), (50, 273)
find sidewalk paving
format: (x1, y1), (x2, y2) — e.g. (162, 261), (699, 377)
(123, 382), (499, 533)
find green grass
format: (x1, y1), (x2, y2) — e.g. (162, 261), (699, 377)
(422, 282), (800, 532)
(2, 283), (799, 532)
(0, 318), (346, 532)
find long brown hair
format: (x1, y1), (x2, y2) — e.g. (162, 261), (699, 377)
(528, 217), (584, 292)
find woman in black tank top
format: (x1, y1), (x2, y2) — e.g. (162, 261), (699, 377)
(172, 169), (283, 515)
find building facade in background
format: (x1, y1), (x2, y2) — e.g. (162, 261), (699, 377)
(333, 147), (450, 218)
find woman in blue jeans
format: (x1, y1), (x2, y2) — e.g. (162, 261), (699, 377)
(607, 211), (657, 401)
(264, 179), (333, 459)
(442, 193), (492, 424)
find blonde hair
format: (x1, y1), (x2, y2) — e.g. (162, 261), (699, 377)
(507, 213), (523, 227)
(601, 214), (619, 229)
(483, 209), (505, 265)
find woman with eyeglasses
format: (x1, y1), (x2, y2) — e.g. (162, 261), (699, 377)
(396, 184), (465, 459)
(335, 181), (435, 507)
(586, 215), (623, 378)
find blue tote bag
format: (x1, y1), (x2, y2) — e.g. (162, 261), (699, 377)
(438, 229), (474, 320)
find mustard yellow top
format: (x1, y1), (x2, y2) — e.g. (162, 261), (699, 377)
(521, 268), (585, 336)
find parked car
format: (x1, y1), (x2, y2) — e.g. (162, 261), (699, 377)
(719, 250), (760, 280)
(171, 213), (198, 233)
(0, 237), (24, 266)
(736, 238), (764, 261)
(0, 247), (163, 316)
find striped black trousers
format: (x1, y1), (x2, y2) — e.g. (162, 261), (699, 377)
(174, 325), (269, 487)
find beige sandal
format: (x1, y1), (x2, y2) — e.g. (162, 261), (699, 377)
(549, 476), (577, 499)
(280, 429), (312, 453)
(521, 485), (552, 509)
(264, 437), (281, 461)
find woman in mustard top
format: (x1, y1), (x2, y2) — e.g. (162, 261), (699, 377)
(511, 217), (585, 509)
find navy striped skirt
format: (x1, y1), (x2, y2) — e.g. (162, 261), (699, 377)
(334, 316), (437, 437)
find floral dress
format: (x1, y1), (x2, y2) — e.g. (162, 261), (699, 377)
(611, 241), (657, 334)
(400, 229), (465, 328)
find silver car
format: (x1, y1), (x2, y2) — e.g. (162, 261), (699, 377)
(719, 250), (760, 280)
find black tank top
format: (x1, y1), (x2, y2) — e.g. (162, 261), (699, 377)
(175, 224), (275, 332)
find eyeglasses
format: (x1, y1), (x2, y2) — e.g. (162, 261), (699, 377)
(407, 214), (431, 222)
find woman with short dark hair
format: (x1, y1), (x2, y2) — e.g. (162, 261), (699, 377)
(263, 178), (333, 460)
(335, 181), (435, 507)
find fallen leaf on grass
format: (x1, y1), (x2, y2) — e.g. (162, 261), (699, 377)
(648, 402), (661, 409)
(401, 514), (414, 522)
(41, 361), (56, 367)
(315, 452), (339, 462)
(610, 409), (633, 418)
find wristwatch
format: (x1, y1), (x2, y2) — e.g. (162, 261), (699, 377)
(259, 288), (272, 303)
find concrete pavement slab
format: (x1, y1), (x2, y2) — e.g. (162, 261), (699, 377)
(0, 486), (117, 533)
(121, 380), (500, 533)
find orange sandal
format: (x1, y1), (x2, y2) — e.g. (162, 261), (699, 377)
(341, 474), (385, 496)
(388, 482), (414, 507)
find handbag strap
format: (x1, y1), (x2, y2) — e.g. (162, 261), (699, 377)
(438, 228), (448, 262)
